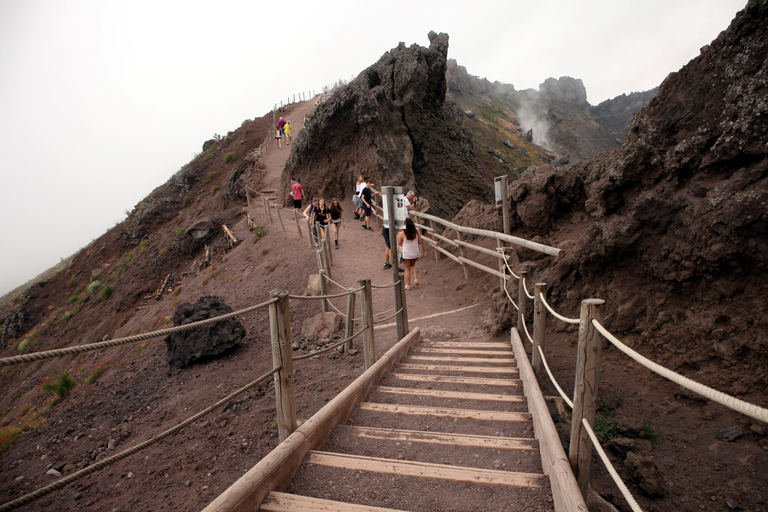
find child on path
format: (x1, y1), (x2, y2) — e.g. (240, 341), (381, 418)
(328, 198), (347, 248)
(275, 126), (282, 149)
(397, 218), (423, 290)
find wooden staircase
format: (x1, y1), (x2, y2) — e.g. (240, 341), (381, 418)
(260, 338), (554, 511)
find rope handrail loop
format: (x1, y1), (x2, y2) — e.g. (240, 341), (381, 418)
(0, 366), (280, 512)
(537, 345), (573, 409)
(288, 286), (363, 301)
(0, 298), (279, 367)
(501, 280), (520, 312)
(582, 418), (644, 512)
(539, 294), (579, 324)
(372, 307), (404, 325)
(371, 280), (401, 289)
(521, 315), (534, 345)
(293, 325), (367, 360)
(592, 319), (768, 424)
(498, 249), (520, 280)
(322, 273), (352, 292)
(521, 276), (535, 300)
(373, 307), (396, 320)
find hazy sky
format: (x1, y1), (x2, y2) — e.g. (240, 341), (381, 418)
(0, 0), (747, 296)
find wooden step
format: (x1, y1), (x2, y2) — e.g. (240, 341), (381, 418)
(337, 425), (538, 451)
(406, 355), (515, 364)
(420, 341), (510, 349)
(412, 348), (514, 356)
(376, 385), (523, 403)
(359, 402), (531, 422)
(396, 363), (518, 375)
(307, 451), (546, 488)
(261, 491), (406, 511)
(390, 373), (520, 386)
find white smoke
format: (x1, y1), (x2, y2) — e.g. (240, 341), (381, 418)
(517, 97), (552, 150)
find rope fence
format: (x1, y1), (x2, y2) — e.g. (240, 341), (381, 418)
(293, 325), (368, 361)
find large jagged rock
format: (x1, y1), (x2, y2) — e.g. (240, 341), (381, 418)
(164, 296), (246, 369)
(283, 31), (490, 219)
(477, 0), (768, 385)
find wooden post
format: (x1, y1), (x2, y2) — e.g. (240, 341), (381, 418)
(263, 196), (273, 223)
(455, 231), (470, 281)
(517, 270), (528, 345)
(306, 218), (314, 248)
(319, 270), (329, 313)
(273, 205), (285, 231)
(344, 291), (356, 353)
(383, 186), (405, 340)
(569, 298), (605, 500)
(497, 239), (506, 293)
(322, 239), (332, 279)
(324, 231), (333, 267)
(359, 278), (375, 369)
(268, 290), (297, 442)
(532, 282), (548, 387)
(292, 209), (303, 237)
(316, 250), (324, 273)
(500, 174), (510, 235)
(430, 219), (439, 262)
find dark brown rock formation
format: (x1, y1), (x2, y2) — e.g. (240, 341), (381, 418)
(283, 32), (491, 219)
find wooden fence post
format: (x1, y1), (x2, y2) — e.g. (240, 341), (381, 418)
(383, 186), (406, 340)
(316, 249), (324, 274)
(344, 291), (356, 353)
(532, 282), (548, 387)
(306, 218), (314, 248)
(293, 209), (303, 237)
(497, 239), (506, 293)
(430, 220), (439, 262)
(324, 232), (333, 267)
(263, 197), (273, 223)
(569, 298), (605, 500)
(273, 205), (285, 232)
(359, 278), (375, 369)
(319, 270), (329, 313)
(269, 290), (296, 442)
(455, 231), (470, 281)
(517, 270), (528, 345)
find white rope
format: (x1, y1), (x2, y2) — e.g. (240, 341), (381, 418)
(498, 250), (520, 280)
(502, 279), (519, 311)
(323, 273), (352, 291)
(521, 315), (534, 345)
(537, 345), (573, 409)
(582, 418), (644, 512)
(593, 319), (768, 424)
(522, 276), (535, 300)
(326, 299), (347, 318)
(539, 294), (579, 325)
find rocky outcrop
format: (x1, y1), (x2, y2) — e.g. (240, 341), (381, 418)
(491, 0), (768, 382)
(591, 88), (658, 145)
(283, 32), (490, 219)
(164, 296), (246, 369)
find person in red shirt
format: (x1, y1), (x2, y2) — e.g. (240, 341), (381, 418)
(290, 179), (304, 209)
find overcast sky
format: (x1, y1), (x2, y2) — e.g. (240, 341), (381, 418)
(0, 0), (747, 296)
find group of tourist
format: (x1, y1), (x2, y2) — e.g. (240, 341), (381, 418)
(289, 174), (429, 290)
(274, 117), (293, 149)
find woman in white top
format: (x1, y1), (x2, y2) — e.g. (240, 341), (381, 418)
(354, 175), (366, 219)
(396, 217), (423, 290)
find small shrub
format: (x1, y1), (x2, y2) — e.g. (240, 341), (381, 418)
(100, 285), (114, 300)
(177, 227), (187, 236)
(67, 293), (80, 304)
(224, 153), (237, 163)
(41, 372), (76, 404)
(17, 338), (31, 353)
(211, 186), (220, 196)
(0, 425), (23, 453)
(253, 225), (266, 244)
(86, 364), (109, 384)
(61, 311), (74, 322)
(87, 281), (101, 294)
(641, 423), (658, 443)
(183, 196), (193, 207)
(261, 248), (269, 255)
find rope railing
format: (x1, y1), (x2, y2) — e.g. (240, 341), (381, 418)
(522, 276), (535, 300)
(322, 273), (352, 292)
(539, 294), (579, 325)
(537, 345), (573, 408)
(289, 287), (363, 300)
(373, 307), (404, 325)
(582, 418), (643, 512)
(521, 315), (534, 345)
(371, 280), (401, 289)
(593, 319), (768, 424)
(293, 325), (368, 361)
(0, 298), (278, 367)
(0, 365), (280, 512)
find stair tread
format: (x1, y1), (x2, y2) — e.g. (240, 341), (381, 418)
(261, 491), (407, 512)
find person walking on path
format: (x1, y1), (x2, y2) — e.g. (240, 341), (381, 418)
(274, 125), (282, 149)
(290, 178), (304, 210)
(303, 197), (320, 246)
(328, 198), (347, 248)
(359, 178), (375, 231)
(314, 198), (330, 242)
(353, 175), (366, 220)
(284, 120), (293, 144)
(397, 217), (423, 290)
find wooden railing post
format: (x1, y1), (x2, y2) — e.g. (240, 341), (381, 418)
(430, 219), (439, 262)
(383, 186), (406, 339)
(455, 231), (470, 281)
(324, 233), (333, 267)
(319, 270), (329, 313)
(273, 205), (285, 231)
(263, 197), (273, 223)
(293, 209), (303, 237)
(344, 291), (356, 353)
(306, 218), (314, 248)
(359, 278), (375, 369)
(569, 298), (605, 500)
(532, 282), (548, 387)
(497, 239), (506, 293)
(517, 270), (528, 345)
(268, 290), (296, 442)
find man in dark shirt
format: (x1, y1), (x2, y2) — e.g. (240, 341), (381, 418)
(360, 178), (374, 231)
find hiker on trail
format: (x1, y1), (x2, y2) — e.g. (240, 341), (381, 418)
(303, 198), (320, 246)
(328, 198), (347, 248)
(405, 190), (430, 215)
(284, 120), (293, 144)
(278, 117), (286, 134)
(397, 217), (423, 290)
(381, 226), (404, 273)
(290, 178), (304, 209)
(359, 178), (375, 231)
(353, 175), (366, 220)
(303, 114), (309, 127)
(314, 198), (330, 242)
(274, 125), (282, 149)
